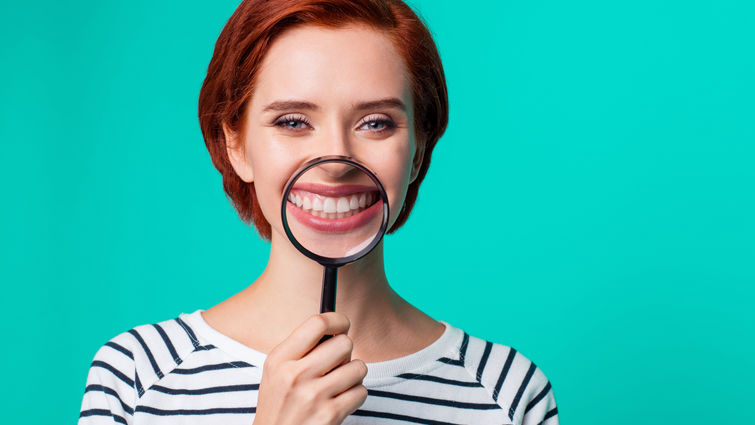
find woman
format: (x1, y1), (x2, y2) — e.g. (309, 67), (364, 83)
(79, 1), (559, 424)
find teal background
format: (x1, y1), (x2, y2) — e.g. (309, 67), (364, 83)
(1, 0), (753, 423)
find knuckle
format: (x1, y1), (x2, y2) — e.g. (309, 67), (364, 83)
(357, 384), (368, 400)
(328, 312), (350, 331)
(280, 368), (295, 386)
(311, 314), (329, 334)
(263, 352), (279, 369)
(297, 383), (318, 405)
(354, 359), (368, 377)
(339, 334), (354, 351)
(281, 363), (303, 386)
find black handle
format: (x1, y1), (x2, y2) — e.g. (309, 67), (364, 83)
(317, 265), (338, 345)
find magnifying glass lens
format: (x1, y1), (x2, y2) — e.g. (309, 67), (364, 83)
(283, 162), (384, 259)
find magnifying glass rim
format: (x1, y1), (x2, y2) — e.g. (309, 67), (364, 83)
(280, 155), (390, 267)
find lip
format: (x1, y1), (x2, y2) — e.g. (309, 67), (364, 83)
(290, 183), (377, 197)
(286, 197), (383, 233)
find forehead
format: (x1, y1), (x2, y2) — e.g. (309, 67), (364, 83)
(251, 24), (411, 109)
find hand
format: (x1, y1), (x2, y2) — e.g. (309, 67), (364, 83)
(252, 312), (368, 425)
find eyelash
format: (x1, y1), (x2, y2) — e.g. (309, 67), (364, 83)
(273, 114), (396, 134)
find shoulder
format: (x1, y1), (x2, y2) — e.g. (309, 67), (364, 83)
(88, 314), (206, 395)
(447, 326), (560, 425)
(80, 314), (206, 422)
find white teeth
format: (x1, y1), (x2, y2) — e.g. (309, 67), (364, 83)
(323, 197), (337, 213)
(292, 190), (376, 218)
(336, 197), (350, 213)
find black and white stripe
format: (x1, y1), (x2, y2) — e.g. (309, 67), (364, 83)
(79, 312), (558, 425)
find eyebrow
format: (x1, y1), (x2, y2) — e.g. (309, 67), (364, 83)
(262, 97), (406, 113)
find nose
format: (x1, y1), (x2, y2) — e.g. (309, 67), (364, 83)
(317, 161), (359, 180)
(298, 114), (375, 181)
(319, 118), (353, 158)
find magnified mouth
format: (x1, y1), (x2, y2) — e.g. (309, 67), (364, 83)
(285, 183), (382, 232)
(288, 189), (378, 219)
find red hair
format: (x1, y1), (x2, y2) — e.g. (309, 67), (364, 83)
(198, 0), (448, 239)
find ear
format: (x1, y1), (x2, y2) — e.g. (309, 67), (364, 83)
(223, 121), (254, 183)
(409, 135), (426, 184)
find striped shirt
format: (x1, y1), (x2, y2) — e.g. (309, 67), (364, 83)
(79, 310), (559, 425)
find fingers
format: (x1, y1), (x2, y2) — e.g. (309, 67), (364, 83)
(331, 381), (368, 419)
(296, 333), (353, 379)
(256, 312), (365, 425)
(316, 358), (368, 398)
(270, 312), (351, 361)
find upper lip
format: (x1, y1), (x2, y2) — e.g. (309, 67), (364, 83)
(290, 183), (377, 197)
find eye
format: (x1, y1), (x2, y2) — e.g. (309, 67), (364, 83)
(358, 115), (397, 134)
(273, 114), (312, 131)
(272, 114), (397, 134)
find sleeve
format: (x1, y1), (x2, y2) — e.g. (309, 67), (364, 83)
(519, 365), (559, 425)
(78, 340), (138, 425)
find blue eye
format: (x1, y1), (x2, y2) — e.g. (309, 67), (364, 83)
(272, 115), (397, 133)
(360, 117), (396, 134)
(274, 115), (311, 130)
(360, 118), (396, 133)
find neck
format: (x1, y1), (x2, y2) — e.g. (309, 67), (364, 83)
(203, 229), (441, 362)
(257, 230), (398, 330)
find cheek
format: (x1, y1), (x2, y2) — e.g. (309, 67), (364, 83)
(246, 143), (302, 233)
(246, 166), (282, 236)
(372, 142), (414, 227)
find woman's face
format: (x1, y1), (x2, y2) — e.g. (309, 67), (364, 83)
(226, 24), (423, 246)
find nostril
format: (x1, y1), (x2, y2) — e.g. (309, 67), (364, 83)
(319, 163), (354, 178)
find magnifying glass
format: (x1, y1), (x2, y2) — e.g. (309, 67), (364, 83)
(281, 155), (389, 340)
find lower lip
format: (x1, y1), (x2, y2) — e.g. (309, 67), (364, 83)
(286, 199), (383, 233)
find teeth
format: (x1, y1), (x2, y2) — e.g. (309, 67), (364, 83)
(323, 198), (337, 213)
(336, 197), (350, 213)
(291, 190), (377, 219)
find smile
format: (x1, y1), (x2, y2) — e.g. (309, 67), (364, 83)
(287, 190), (378, 219)
(285, 183), (383, 233)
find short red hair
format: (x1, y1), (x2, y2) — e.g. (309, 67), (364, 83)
(198, 0), (448, 239)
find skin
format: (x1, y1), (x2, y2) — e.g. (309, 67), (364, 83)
(204, 22), (444, 388)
